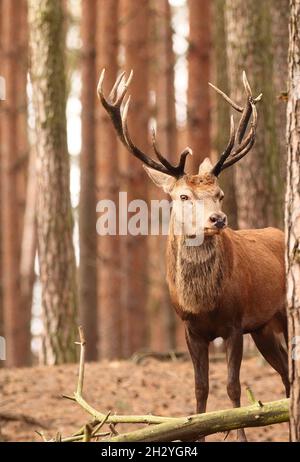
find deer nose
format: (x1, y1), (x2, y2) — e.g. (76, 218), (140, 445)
(209, 213), (227, 229)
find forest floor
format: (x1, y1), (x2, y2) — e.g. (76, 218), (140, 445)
(0, 355), (289, 442)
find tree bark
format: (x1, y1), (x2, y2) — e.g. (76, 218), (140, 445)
(120, 0), (150, 356)
(225, 0), (283, 229)
(0, 0), (4, 352)
(96, 0), (123, 359)
(212, 0), (238, 229)
(79, 0), (98, 361)
(187, 0), (211, 172)
(271, 0), (289, 188)
(20, 147), (36, 347)
(29, 0), (78, 365)
(147, 0), (177, 351)
(1, 0), (31, 367)
(285, 0), (300, 441)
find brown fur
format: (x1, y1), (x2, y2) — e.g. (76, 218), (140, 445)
(167, 225), (286, 340)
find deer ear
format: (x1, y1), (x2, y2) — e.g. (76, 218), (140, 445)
(198, 157), (213, 174)
(143, 166), (176, 193)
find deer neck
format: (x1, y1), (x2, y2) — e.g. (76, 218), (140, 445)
(167, 218), (227, 314)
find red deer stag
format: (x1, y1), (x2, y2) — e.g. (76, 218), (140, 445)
(97, 70), (289, 441)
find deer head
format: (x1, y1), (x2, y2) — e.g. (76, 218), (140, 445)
(97, 70), (261, 236)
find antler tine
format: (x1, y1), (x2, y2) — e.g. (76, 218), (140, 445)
(208, 82), (243, 112)
(235, 71), (256, 143)
(211, 115), (235, 177)
(177, 147), (193, 172)
(151, 128), (192, 174)
(108, 71), (126, 103)
(242, 70), (252, 97)
(151, 128), (172, 167)
(210, 73), (261, 176)
(97, 69), (108, 107)
(121, 95), (156, 166)
(242, 71), (263, 104)
(115, 70), (133, 107)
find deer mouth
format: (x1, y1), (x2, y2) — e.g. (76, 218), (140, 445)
(204, 228), (222, 236)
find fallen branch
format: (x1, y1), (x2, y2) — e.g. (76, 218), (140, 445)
(58, 327), (289, 442)
(105, 398), (289, 442)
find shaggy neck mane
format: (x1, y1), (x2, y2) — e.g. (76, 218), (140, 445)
(167, 222), (226, 314)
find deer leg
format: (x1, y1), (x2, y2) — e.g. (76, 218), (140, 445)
(225, 330), (247, 442)
(185, 326), (209, 441)
(251, 324), (290, 397)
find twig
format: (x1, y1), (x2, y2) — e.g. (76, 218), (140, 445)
(75, 326), (86, 397)
(109, 423), (119, 436)
(62, 394), (76, 402)
(73, 328), (176, 425)
(83, 424), (92, 442)
(246, 386), (264, 407)
(0, 411), (49, 429)
(59, 431), (110, 443)
(92, 411), (111, 436)
(35, 431), (48, 442)
(55, 432), (62, 442)
(75, 391), (177, 424)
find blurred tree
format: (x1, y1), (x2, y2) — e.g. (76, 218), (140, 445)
(96, 0), (122, 359)
(1, 0), (31, 367)
(20, 146), (36, 354)
(0, 0), (3, 359)
(225, 0), (284, 229)
(29, 0), (78, 364)
(19, 0), (36, 366)
(121, 0), (150, 355)
(285, 0), (300, 442)
(148, 0), (177, 351)
(212, 0), (238, 229)
(270, 0), (289, 181)
(79, 0), (98, 361)
(187, 0), (211, 172)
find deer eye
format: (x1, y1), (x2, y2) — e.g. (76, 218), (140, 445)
(180, 194), (189, 201)
(215, 191), (224, 201)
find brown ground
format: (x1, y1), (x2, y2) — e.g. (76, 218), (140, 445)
(0, 356), (289, 442)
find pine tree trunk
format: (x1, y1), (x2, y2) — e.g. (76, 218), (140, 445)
(0, 0), (3, 359)
(187, 0), (211, 172)
(121, 0), (150, 355)
(96, 0), (122, 359)
(79, 0), (98, 361)
(271, 0), (289, 188)
(225, 0), (283, 229)
(148, 0), (177, 351)
(212, 0), (238, 229)
(20, 147), (36, 346)
(29, 0), (78, 365)
(285, 0), (300, 441)
(1, 0), (31, 366)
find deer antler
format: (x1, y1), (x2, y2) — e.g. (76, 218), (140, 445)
(97, 69), (192, 178)
(209, 71), (262, 177)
